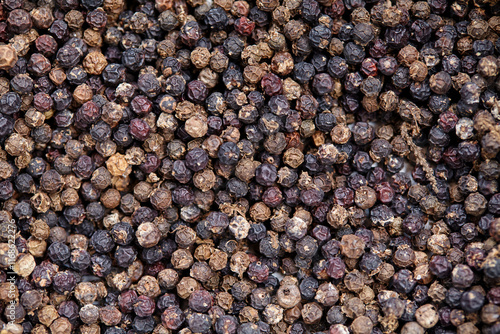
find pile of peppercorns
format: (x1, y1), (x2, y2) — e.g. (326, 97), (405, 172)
(1, 0), (500, 333)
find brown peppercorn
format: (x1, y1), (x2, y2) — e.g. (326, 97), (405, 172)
(134, 181), (153, 202)
(282, 147), (304, 169)
(185, 115), (208, 138)
(341, 234), (366, 259)
(73, 84), (93, 105)
(301, 302), (322, 325)
(136, 275), (161, 298)
(29, 219), (50, 240)
(190, 261), (213, 282)
(83, 51), (108, 75)
(355, 186), (377, 209)
(427, 234), (451, 255)
(468, 20), (489, 39)
(38, 304), (59, 327)
(75, 282), (97, 305)
(190, 47), (211, 69)
(270, 52), (294, 76)
(177, 276), (200, 299)
(209, 249), (228, 271)
(127, 260), (144, 283)
(109, 271), (131, 291)
(158, 268), (179, 289)
(101, 188), (121, 209)
(276, 284), (300, 309)
(49, 317), (72, 334)
(262, 304), (283, 324)
(409, 61), (428, 82)
(351, 316), (374, 334)
(61, 188), (79, 207)
(249, 202), (271, 222)
(315, 282), (339, 306)
(398, 45), (419, 66)
(31, 7), (54, 30)
(68, 234), (88, 250)
(107, 153), (132, 177)
(171, 248), (194, 270)
(393, 245), (416, 267)
(198, 67), (218, 89)
(457, 323), (480, 334)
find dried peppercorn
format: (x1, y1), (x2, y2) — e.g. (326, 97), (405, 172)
(1, 0), (500, 332)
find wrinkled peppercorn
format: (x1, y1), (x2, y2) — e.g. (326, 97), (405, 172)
(1, 0), (500, 333)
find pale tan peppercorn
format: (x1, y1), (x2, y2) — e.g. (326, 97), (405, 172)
(230, 251), (250, 277)
(262, 304), (283, 325)
(0, 45), (18, 70)
(13, 253), (36, 277)
(190, 47), (211, 69)
(49, 317), (72, 334)
(5, 134), (33, 157)
(198, 67), (219, 89)
(272, 6), (290, 25)
(276, 284), (301, 309)
(79, 324), (100, 334)
(209, 249), (228, 271)
(82, 29), (102, 47)
(27, 237), (47, 257)
(25, 109), (45, 127)
(282, 147), (304, 169)
(30, 7), (54, 29)
(158, 268), (179, 290)
(0, 160), (13, 180)
(109, 271), (132, 291)
(340, 235), (365, 259)
(281, 77), (301, 100)
(414, 264), (433, 285)
(136, 222), (161, 247)
(73, 83), (93, 105)
(379, 91), (399, 112)
(216, 291), (233, 311)
(107, 153), (132, 177)
(68, 234), (88, 250)
(327, 204), (348, 229)
(75, 282), (98, 305)
(415, 304), (439, 329)
(171, 248), (194, 270)
(192, 169), (216, 192)
(270, 52), (294, 76)
(30, 220), (50, 240)
(177, 276), (200, 299)
(38, 305), (59, 327)
(185, 115), (208, 138)
(136, 275), (161, 298)
(83, 51), (108, 75)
